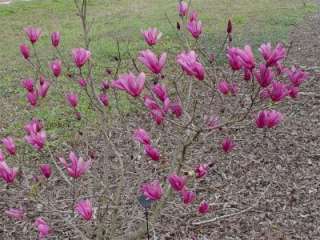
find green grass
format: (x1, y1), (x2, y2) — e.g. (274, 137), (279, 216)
(0, 0), (317, 139)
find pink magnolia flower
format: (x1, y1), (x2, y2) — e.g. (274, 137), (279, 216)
(235, 45), (255, 69)
(39, 80), (50, 98)
(111, 72), (145, 97)
(5, 208), (25, 220)
(59, 152), (91, 178)
(178, 1), (188, 16)
(20, 43), (30, 59)
(176, 51), (205, 80)
(259, 43), (286, 66)
(51, 31), (60, 48)
(243, 68), (252, 81)
(195, 164), (208, 178)
(100, 80), (110, 90)
(0, 161), (18, 183)
(138, 50), (166, 74)
(141, 180), (163, 201)
(205, 115), (220, 129)
(152, 83), (168, 102)
(66, 92), (78, 108)
(217, 80), (230, 95)
(227, 48), (241, 71)
(24, 27), (41, 44)
(144, 96), (165, 124)
(255, 64), (273, 88)
(141, 27), (162, 46)
(72, 48), (91, 68)
(255, 110), (283, 128)
(268, 81), (287, 102)
(134, 128), (151, 145)
(27, 91), (38, 106)
(229, 82), (239, 96)
(169, 101), (183, 118)
(75, 199), (93, 221)
(221, 137), (236, 153)
(286, 66), (308, 87)
(34, 217), (50, 239)
(187, 19), (202, 39)
(25, 129), (46, 151)
(255, 110), (268, 128)
(50, 59), (62, 77)
(168, 173), (186, 192)
(181, 189), (196, 204)
(189, 11), (198, 22)
(24, 119), (43, 135)
(0, 150), (4, 162)
(198, 201), (209, 214)
(21, 79), (34, 92)
(99, 93), (109, 107)
(78, 78), (88, 88)
(2, 137), (16, 155)
(40, 164), (52, 179)
(287, 85), (299, 99)
(144, 144), (160, 161)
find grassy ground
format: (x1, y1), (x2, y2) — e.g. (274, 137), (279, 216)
(0, 0), (317, 138)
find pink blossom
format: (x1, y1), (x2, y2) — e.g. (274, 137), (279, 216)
(287, 85), (299, 99)
(99, 93), (109, 107)
(229, 82), (239, 96)
(5, 208), (25, 220)
(21, 79), (34, 92)
(268, 81), (287, 102)
(138, 50), (166, 74)
(111, 72), (145, 97)
(217, 80), (230, 95)
(181, 189), (196, 204)
(134, 129), (151, 145)
(27, 91), (38, 106)
(144, 96), (165, 124)
(144, 145), (160, 161)
(235, 45), (255, 69)
(141, 180), (163, 201)
(152, 83), (168, 102)
(259, 43), (286, 66)
(2, 137), (16, 155)
(187, 19), (202, 39)
(20, 44), (30, 59)
(59, 152), (91, 179)
(243, 68), (252, 81)
(24, 119), (43, 135)
(40, 164), (52, 179)
(66, 92), (79, 108)
(51, 31), (60, 47)
(255, 110), (268, 128)
(72, 48), (91, 68)
(178, 1), (188, 16)
(50, 59), (62, 77)
(176, 51), (205, 80)
(221, 137), (236, 153)
(255, 110), (283, 128)
(141, 28), (162, 46)
(75, 199), (93, 221)
(198, 201), (209, 214)
(78, 78), (88, 88)
(169, 101), (183, 118)
(168, 173), (186, 192)
(286, 66), (308, 87)
(0, 161), (18, 183)
(25, 129), (46, 151)
(100, 80), (110, 90)
(34, 217), (50, 239)
(205, 115), (220, 129)
(39, 80), (50, 98)
(195, 164), (208, 178)
(189, 11), (198, 22)
(227, 48), (241, 71)
(24, 27), (41, 44)
(255, 64), (273, 88)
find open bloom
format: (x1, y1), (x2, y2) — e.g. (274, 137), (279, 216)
(59, 152), (91, 178)
(152, 83), (168, 102)
(40, 164), (52, 179)
(144, 144), (160, 161)
(5, 208), (25, 220)
(66, 92), (78, 108)
(235, 45), (255, 69)
(181, 189), (196, 204)
(21, 79), (34, 92)
(144, 96), (165, 124)
(198, 201), (209, 214)
(141, 180), (163, 201)
(217, 80), (230, 95)
(0, 161), (18, 183)
(221, 137), (236, 153)
(138, 50), (166, 74)
(50, 59), (62, 77)
(259, 43), (286, 66)
(227, 48), (241, 71)
(72, 48), (91, 68)
(268, 81), (287, 102)
(20, 44), (30, 59)
(255, 64), (273, 88)
(141, 27), (162, 46)
(286, 66), (308, 87)
(287, 85), (299, 99)
(2, 137), (16, 155)
(24, 27), (41, 44)
(27, 91), (38, 106)
(34, 217), (50, 239)
(168, 173), (186, 192)
(177, 51), (205, 80)
(134, 128), (151, 145)
(51, 31), (60, 47)
(25, 129), (46, 151)
(111, 72), (145, 97)
(255, 110), (283, 128)
(178, 1), (188, 16)
(195, 164), (208, 178)
(75, 199), (93, 221)
(187, 19), (202, 39)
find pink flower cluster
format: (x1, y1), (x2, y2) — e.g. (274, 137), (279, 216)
(24, 119), (46, 151)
